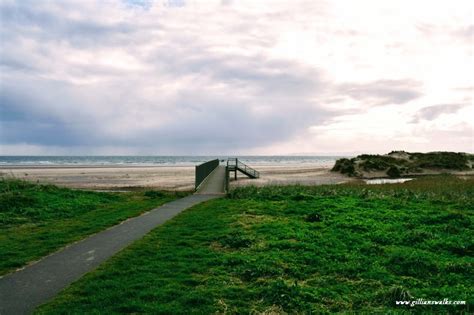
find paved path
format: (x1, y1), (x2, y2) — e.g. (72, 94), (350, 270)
(0, 194), (222, 315)
(195, 165), (226, 194)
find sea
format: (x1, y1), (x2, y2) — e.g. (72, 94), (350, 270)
(0, 156), (344, 167)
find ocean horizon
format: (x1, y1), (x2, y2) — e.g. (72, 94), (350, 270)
(0, 156), (345, 167)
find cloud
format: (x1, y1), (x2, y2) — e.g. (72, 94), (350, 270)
(125, 0), (154, 10)
(0, 0), (473, 155)
(0, 43), (334, 153)
(337, 80), (423, 106)
(411, 104), (467, 123)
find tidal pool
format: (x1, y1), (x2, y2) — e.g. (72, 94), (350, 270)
(364, 178), (413, 185)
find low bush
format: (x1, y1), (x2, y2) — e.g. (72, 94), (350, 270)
(331, 158), (357, 176)
(387, 166), (401, 178)
(332, 151), (472, 177)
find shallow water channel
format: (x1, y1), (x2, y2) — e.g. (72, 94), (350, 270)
(364, 178), (413, 185)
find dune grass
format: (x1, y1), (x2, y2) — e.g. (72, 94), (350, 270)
(0, 178), (185, 275)
(332, 151), (473, 177)
(37, 175), (473, 313)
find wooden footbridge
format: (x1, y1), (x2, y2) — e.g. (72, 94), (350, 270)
(195, 158), (259, 194)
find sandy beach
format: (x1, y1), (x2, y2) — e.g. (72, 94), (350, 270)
(229, 165), (350, 188)
(0, 164), (349, 191)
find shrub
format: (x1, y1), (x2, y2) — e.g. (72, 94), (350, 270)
(332, 158), (357, 176)
(0, 191), (37, 212)
(387, 166), (401, 178)
(410, 152), (469, 170)
(331, 151), (471, 177)
(144, 190), (165, 198)
(291, 193), (314, 201)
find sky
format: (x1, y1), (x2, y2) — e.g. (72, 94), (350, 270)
(0, 0), (473, 155)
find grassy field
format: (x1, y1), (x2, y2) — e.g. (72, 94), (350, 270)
(37, 176), (473, 313)
(0, 179), (185, 275)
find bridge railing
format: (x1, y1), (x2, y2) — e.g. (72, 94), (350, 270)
(195, 159), (219, 190)
(227, 158), (260, 178)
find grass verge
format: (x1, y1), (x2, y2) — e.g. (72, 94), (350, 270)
(0, 179), (185, 275)
(37, 176), (473, 313)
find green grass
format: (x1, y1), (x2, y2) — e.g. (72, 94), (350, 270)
(37, 176), (473, 313)
(0, 178), (185, 275)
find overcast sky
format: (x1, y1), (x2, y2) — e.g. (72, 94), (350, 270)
(0, 0), (472, 155)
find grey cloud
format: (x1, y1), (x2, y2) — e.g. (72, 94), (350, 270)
(124, 0), (154, 10)
(0, 56), (38, 73)
(164, 0), (186, 8)
(143, 37), (325, 98)
(0, 78), (104, 146)
(411, 104), (467, 123)
(1, 1), (471, 154)
(338, 79), (422, 106)
(221, 0), (233, 6)
(0, 15), (334, 153)
(0, 75), (331, 152)
(212, 60), (323, 97)
(0, 6), (422, 154)
(0, 1), (134, 49)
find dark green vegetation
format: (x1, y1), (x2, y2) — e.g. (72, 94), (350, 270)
(0, 179), (184, 275)
(332, 151), (473, 177)
(331, 157), (356, 176)
(38, 176), (473, 313)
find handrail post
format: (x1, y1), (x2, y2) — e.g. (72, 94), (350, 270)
(226, 157), (259, 179)
(225, 166), (229, 193)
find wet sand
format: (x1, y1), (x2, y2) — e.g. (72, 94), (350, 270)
(0, 166), (195, 191)
(0, 164), (349, 191)
(229, 165), (350, 188)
